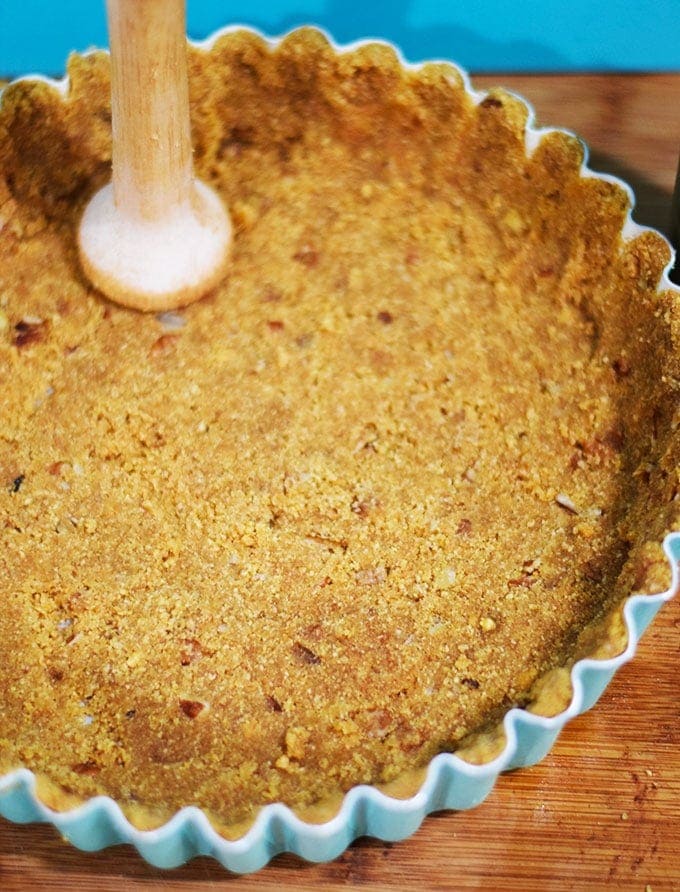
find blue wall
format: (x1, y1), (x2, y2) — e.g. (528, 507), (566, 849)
(2, 0), (679, 77)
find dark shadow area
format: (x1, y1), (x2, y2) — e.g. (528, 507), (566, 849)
(587, 150), (674, 241)
(670, 158), (680, 283)
(588, 147), (679, 287)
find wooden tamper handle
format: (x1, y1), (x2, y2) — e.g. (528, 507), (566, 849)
(78, 0), (231, 312)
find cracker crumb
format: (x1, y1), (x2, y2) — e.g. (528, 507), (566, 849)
(480, 617), (497, 633)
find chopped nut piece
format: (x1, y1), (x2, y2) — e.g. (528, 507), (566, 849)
(179, 699), (206, 719)
(180, 639), (204, 666)
(292, 642), (321, 665)
(13, 318), (47, 348)
(351, 495), (379, 518)
(508, 573), (536, 588)
(71, 760), (101, 776)
(150, 333), (180, 356)
(261, 286), (283, 303)
(612, 356), (631, 379)
(555, 493), (579, 515)
(265, 695), (283, 713)
(293, 245), (319, 267)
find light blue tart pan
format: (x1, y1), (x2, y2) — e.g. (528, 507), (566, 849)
(1, 27), (678, 874)
(2, 531), (678, 872)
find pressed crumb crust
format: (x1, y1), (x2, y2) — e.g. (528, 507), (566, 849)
(0, 29), (678, 834)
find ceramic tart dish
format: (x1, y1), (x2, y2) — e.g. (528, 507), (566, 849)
(0, 26), (679, 874)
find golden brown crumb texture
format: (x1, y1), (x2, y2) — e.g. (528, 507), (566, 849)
(0, 29), (678, 833)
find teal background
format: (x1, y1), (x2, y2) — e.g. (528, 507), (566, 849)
(1, 0), (679, 77)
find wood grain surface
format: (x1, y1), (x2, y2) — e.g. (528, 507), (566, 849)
(1, 72), (679, 891)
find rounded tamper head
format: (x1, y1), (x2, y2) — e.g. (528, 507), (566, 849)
(78, 181), (231, 312)
(78, 0), (231, 311)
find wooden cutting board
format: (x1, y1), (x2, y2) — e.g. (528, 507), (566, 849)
(1, 72), (678, 891)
